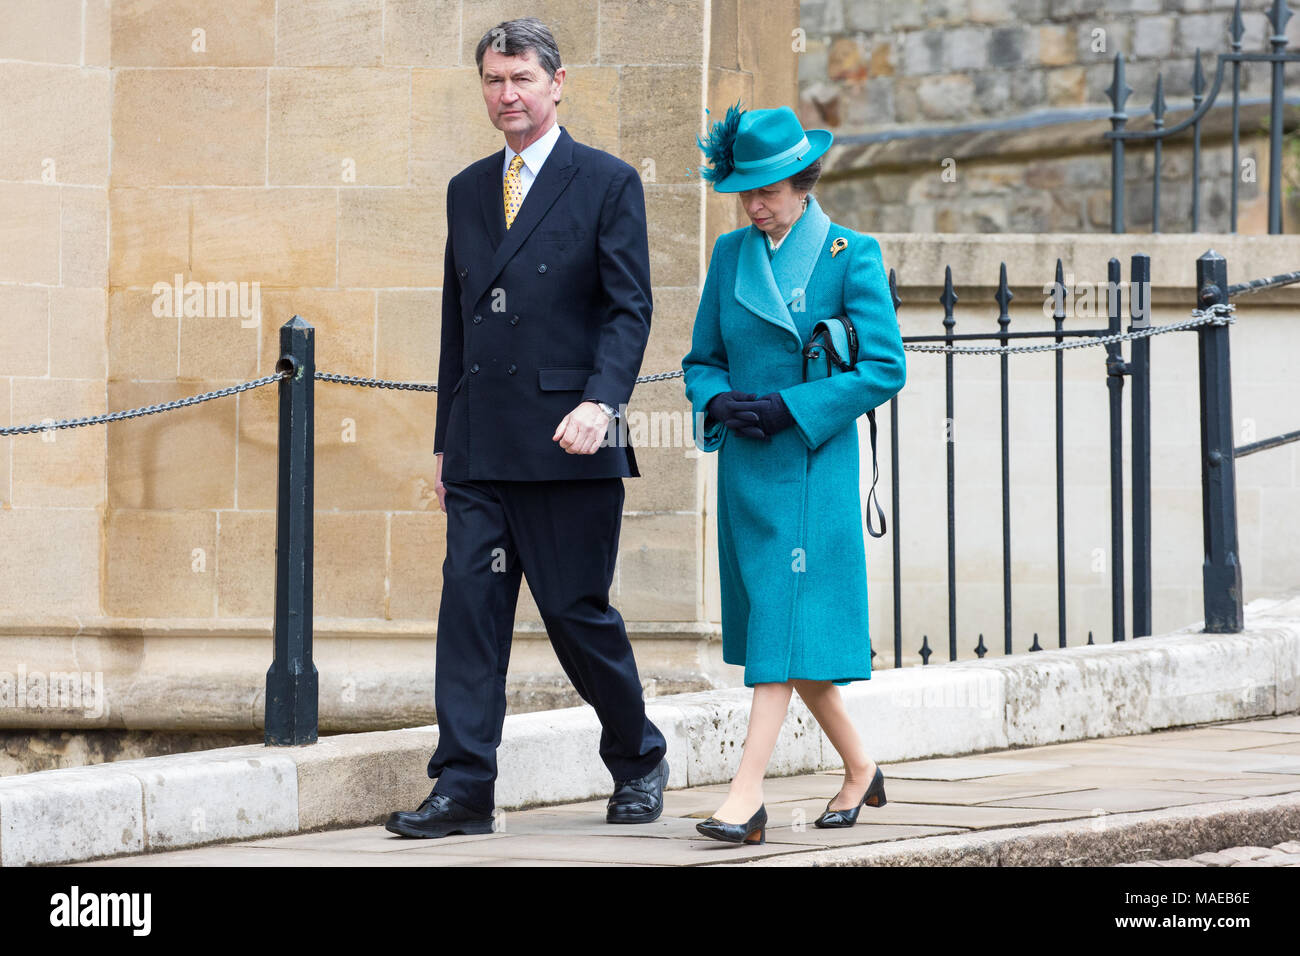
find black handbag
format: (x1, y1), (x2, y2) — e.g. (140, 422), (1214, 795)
(801, 315), (886, 538)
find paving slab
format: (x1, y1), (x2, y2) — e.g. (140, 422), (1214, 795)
(770, 796), (1095, 830)
(979, 787), (1237, 812)
(394, 832), (818, 866)
(1104, 728), (1300, 750)
(760, 823), (965, 847)
(68, 846), (494, 867)
(875, 757), (1075, 780)
(1221, 716), (1300, 734)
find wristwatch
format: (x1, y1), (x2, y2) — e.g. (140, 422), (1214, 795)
(596, 401), (617, 418)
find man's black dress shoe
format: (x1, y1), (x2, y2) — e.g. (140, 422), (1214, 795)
(695, 804), (767, 844)
(814, 765), (887, 828)
(385, 790), (495, 839)
(606, 757), (669, 824)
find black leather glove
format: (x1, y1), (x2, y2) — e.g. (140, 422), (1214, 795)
(750, 392), (794, 437)
(706, 390), (766, 439)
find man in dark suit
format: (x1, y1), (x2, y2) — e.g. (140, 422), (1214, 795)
(385, 17), (668, 839)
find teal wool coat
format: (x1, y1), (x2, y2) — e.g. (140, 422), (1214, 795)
(681, 196), (907, 687)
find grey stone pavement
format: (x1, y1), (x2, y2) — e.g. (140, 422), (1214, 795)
(72, 714), (1300, 867)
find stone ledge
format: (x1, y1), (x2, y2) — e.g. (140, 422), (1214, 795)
(721, 789), (1300, 867)
(0, 591), (1296, 866)
(0, 619), (731, 732)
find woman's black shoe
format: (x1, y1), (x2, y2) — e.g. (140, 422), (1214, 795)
(814, 765), (886, 828)
(695, 804), (767, 844)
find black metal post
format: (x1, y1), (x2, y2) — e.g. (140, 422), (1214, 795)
(1129, 255), (1152, 638)
(995, 264), (1013, 657)
(940, 268), (958, 662)
(1195, 252), (1244, 632)
(266, 315), (319, 745)
(1107, 53), (1132, 234)
(1104, 258), (1127, 643)
(1052, 260), (1067, 648)
(1231, 3), (1244, 232)
(1268, 0), (1292, 233)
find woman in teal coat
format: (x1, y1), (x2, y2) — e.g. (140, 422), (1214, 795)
(682, 105), (907, 844)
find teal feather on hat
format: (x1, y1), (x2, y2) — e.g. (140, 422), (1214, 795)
(696, 101), (744, 185)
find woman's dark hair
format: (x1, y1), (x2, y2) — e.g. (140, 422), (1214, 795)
(475, 17), (562, 80)
(788, 157), (823, 193)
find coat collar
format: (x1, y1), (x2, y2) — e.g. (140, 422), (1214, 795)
(468, 125), (580, 307)
(733, 194), (831, 341)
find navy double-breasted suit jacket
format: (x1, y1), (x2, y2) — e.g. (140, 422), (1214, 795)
(434, 126), (650, 481)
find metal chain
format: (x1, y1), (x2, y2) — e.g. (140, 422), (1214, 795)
(1228, 270), (1300, 297)
(313, 368), (686, 390)
(902, 304), (1234, 355)
(0, 371), (290, 437)
(0, 306), (1233, 436)
(314, 371), (437, 391)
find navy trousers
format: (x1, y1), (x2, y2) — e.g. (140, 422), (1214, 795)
(427, 476), (667, 814)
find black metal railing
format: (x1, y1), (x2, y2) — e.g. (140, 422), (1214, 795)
(882, 249), (1248, 669)
(1106, 0), (1300, 233)
(4, 253), (1277, 732)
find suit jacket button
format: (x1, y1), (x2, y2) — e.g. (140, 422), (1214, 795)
(508, 364), (517, 374)
(785, 340), (799, 353)
(510, 315), (519, 326)
(459, 267), (468, 279)
(537, 263), (548, 274)
(470, 363), (480, 373)
(473, 314), (482, 324)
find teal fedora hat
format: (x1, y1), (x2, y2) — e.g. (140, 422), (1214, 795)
(698, 103), (832, 193)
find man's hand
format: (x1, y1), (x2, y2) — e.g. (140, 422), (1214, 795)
(434, 452), (446, 512)
(553, 401), (612, 455)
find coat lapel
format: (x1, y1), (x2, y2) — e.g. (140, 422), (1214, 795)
(771, 195), (830, 312)
(464, 126), (580, 309)
(733, 195), (831, 343)
(477, 149), (507, 251)
(734, 226), (798, 340)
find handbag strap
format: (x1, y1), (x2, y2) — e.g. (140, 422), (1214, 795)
(803, 315), (886, 538)
(865, 407), (886, 538)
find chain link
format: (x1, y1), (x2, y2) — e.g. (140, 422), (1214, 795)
(902, 304), (1234, 355)
(313, 368), (686, 390)
(314, 371), (437, 391)
(0, 371), (290, 437)
(0, 306), (1235, 436)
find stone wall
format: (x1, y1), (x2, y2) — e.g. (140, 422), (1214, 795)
(798, 0), (1300, 232)
(0, 0), (802, 745)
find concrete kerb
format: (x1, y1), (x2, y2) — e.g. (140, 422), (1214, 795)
(716, 790), (1300, 868)
(1, 596), (1298, 866)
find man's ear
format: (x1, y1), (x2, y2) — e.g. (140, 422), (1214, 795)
(551, 67), (565, 101)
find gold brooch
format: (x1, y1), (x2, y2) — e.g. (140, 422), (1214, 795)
(830, 237), (847, 258)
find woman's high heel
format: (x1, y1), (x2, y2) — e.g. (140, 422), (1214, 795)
(814, 765), (886, 828)
(695, 804), (767, 845)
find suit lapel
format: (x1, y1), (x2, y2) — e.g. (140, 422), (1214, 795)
(477, 149), (507, 251)
(464, 127), (579, 309)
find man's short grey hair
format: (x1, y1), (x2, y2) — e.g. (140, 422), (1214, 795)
(475, 17), (562, 79)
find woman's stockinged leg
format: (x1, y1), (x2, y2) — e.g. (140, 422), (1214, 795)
(792, 679), (878, 811)
(708, 681), (794, 824)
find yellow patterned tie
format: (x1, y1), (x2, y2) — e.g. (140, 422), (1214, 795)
(504, 154), (525, 228)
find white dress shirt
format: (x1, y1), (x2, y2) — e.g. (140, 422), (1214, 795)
(502, 120), (562, 205)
